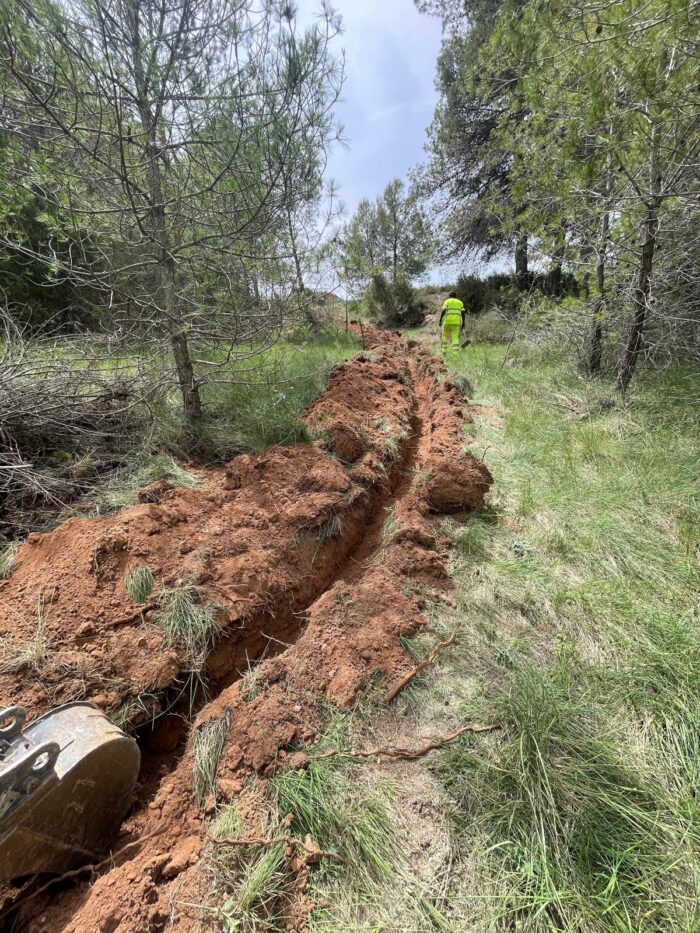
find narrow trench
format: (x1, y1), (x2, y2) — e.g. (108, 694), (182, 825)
(132, 357), (428, 821)
(3, 352), (438, 930)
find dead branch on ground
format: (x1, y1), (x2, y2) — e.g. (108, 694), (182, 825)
(384, 629), (457, 704)
(211, 833), (344, 864)
(310, 722), (502, 763)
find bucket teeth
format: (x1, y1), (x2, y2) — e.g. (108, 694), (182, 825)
(0, 702), (140, 881)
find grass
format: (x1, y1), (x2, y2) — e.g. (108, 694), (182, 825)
(90, 453), (201, 514)
(192, 331), (359, 460)
(154, 586), (225, 698)
(428, 340), (700, 930)
(123, 564), (155, 604)
(0, 543), (17, 579)
(195, 332), (698, 931)
(294, 512), (345, 564)
(0, 591), (55, 674)
(203, 709), (402, 932)
(214, 840), (289, 931)
(193, 715), (230, 807)
(270, 758), (398, 884)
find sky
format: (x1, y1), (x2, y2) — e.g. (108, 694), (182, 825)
(297, 0), (444, 218)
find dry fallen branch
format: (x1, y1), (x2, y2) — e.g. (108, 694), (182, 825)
(384, 629), (458, 704)
(310, 722), (502, 762)
(211, 832), (343, 864)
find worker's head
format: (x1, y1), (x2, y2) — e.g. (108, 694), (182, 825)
(449, 291), (457, 299)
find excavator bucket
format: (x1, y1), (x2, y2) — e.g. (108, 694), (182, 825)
(0, 702), (140, 881)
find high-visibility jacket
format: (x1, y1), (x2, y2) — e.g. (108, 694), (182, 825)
(440, 298), (465, 325)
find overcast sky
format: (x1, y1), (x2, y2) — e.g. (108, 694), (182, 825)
(297, 0), (444, 217)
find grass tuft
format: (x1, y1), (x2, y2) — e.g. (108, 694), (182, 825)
(154, 586), (225, 692)
(0, 543), (17, 579)
(270, 758), (398, 884)
(0, 591), (55, 674)
(193, 716), (229, 807)
(124, 564), (155, 604)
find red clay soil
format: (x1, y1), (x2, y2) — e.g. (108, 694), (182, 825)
(0, 329), (492, 932)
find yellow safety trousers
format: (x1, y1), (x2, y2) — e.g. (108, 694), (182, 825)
(441, 314), (462, 354)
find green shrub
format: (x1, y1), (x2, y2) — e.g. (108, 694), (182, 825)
(365, 272), (426, 328)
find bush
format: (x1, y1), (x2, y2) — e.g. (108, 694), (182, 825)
(365, 272), (426, 328)
(454, 271), (581, 317)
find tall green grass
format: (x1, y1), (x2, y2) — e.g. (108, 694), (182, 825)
(176, 332), (359, 460)
(437, 342), (700, 930)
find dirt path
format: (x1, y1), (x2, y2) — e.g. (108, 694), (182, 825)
(1, 330), (491, 931)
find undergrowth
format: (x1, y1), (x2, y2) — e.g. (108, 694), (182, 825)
(204, 711), (401, 932)
(0, 543), (17, 579)
(12, 328), (358, 531)
(0, 591), (55, 674)
(432, 342), (700, 930)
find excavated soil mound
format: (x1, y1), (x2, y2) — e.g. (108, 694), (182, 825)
(0, 330), (492, 931)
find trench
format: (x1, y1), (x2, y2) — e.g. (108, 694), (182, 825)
(106, 358), (427, 865)
(4, 351), (439, 931)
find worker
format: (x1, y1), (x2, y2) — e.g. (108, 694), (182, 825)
(439, 292), (466, 354)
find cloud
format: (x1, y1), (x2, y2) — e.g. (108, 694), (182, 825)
(295, 0), (443, 211)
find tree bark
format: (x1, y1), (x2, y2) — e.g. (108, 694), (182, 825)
(587, 209), (609, 375)
(514, 233), (528, 288)
(128, 0), (202, 426)
(615, 123), (661, 393)
(288, 211), (306, 294)
(547, 229), (565, 296)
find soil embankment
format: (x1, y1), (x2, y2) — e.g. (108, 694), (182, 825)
(0, 329), (491, 931)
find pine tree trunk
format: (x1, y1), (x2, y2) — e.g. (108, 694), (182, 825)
(128, 0), (202, 426)
(547, 230), (565, 296)
(171, 325), (203, 425)
(515, 233), (528, 288)
(615, 123), (661, 393)
(588, 210), (609, 375)
(614, 202), (658, 392)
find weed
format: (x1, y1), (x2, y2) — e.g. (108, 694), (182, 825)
(108, 691), (159, 732)
(317, 513), (343, 547)
(0, 591), (55, 674)
(212, 802), (244, 841)
(449, 371), (473, 398)
(124, 564), (155, 604)
(270, 758), (398, 883)
(240, 665), (261, 701)
(412, 465), (429, 484)
(95, 454), (201, 513)
(383, 435), (400, 461)
(373, 417), (391, 433)
(154, 586), (225, 693)
(380, 506), (400, 546)
(0, 543), (17, 579)
(215, 841), (288, 931)
(193, 716), (229, 807)
(207, 794), (289, 931)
